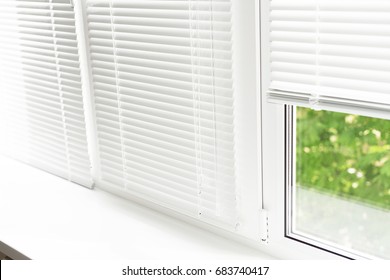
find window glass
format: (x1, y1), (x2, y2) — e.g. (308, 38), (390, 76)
(293, 107), (390, 258)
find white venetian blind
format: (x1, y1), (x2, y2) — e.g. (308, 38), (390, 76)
(0, 0), (93, 187)
(267, 0), (390, 116)
(86, 0), (238, 228)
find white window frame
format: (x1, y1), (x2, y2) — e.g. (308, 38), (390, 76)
(260, 0), (341, 260)
(259, 0), (380, 260)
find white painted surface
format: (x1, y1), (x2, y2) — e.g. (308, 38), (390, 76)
(0, 156), (272, 260)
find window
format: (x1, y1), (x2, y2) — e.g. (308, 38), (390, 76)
(1, 0), (262, 246)
(86, 0), (239, 228)
(262, 0), (390, 259)
(288, 107), (390, 259)
(80, 0), (261, 239)
(1, 0), (390, 260)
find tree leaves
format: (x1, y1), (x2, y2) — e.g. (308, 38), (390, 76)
(296, 108), (390, 210)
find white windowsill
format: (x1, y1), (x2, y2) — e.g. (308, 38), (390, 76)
(0, 156), (273, 260)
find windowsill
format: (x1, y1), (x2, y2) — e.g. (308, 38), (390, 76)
(0, 156), (273, 260)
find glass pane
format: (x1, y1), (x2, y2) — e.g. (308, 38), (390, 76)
(294, 107), (390, 258)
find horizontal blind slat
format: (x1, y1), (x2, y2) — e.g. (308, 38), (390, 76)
(88, 0), (237, 226)
(0, 0), (92, 187)
(268, 0), (390, 114)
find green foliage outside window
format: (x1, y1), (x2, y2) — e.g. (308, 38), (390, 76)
(296, 107), (390, 210)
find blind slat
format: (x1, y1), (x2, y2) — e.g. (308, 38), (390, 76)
(268, 0), (390, 116)
(87, 0), (237, 227)
(0, 0), (92, 187)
